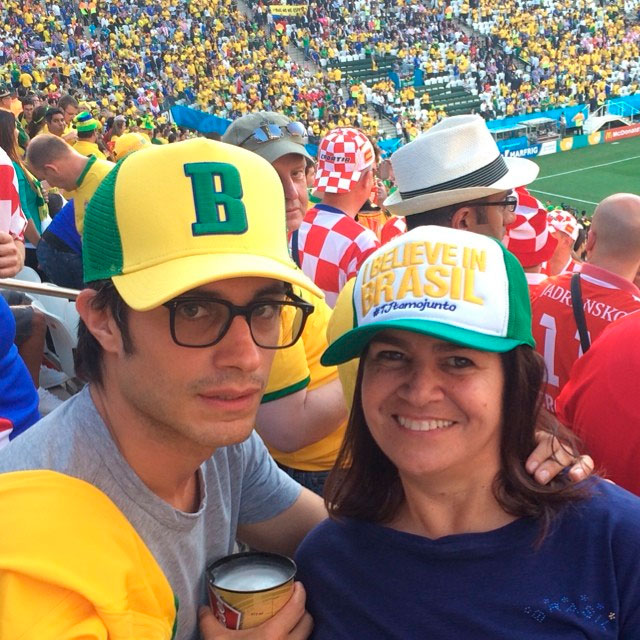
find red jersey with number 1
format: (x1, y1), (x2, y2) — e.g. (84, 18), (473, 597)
(531, 263), (640, 413)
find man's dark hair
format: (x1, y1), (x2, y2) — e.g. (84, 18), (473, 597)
(405, 197), (491, 231)
(20, 96), (35, 108)
(45, 107), (64, 124)
(77, 128), (95, 140)
(324, 345), (591, 545)
(76, 280), (133, 385)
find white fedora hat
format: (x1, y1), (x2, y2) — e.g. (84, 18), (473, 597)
(384, 115), (540, 216)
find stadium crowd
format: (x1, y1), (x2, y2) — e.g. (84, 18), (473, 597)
(2, 104), (640, 637)
(2, 0), (640, 140)
(469, 0), (640, 117)
(1, 0), (640, 637)
(287, 0), (640, 126)
(0, 0), (381, 140)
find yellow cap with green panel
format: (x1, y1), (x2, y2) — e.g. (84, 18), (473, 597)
(83, 138), (322, 310)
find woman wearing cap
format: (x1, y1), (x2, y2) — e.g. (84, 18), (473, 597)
(296, 226), (640, 638)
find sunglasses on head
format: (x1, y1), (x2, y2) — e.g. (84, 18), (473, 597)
(239, 121), (308, 146)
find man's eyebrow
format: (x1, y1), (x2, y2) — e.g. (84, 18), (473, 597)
(178, 282), (288, 300)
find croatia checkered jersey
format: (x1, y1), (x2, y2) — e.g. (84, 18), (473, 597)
(292, 204), (380, 308)
(381, 215), (407, 245)
(0, 147), (26, 240)
(531, 263), (640, 414)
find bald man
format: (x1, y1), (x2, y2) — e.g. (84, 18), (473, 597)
(531, 193), (640, 413)
(26, 134), (114, 235)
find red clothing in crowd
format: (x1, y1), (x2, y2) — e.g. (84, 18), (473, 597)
(380, 215), (407, 245)
(531, 262), (640, 413)
(557, 312), (640, 496)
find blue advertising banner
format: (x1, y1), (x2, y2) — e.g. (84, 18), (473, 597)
(496, 136), (530, 153)
(502, 143), (542, 158)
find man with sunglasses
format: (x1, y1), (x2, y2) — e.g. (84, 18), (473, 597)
(0, 140), (326, 639)
(222, 112), (310, 233)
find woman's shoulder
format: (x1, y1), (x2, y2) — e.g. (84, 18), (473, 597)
(561, 479), (640, 538)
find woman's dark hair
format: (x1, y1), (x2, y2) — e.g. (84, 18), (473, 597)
(27, 105), (48, 139)
(0, 109), (19, 161)
(325, 344), (591, 542)
(0, 110), (38, 194)
(75, 280), (133, 385)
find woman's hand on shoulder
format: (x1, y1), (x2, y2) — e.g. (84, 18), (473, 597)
(526, 430), (594, 485)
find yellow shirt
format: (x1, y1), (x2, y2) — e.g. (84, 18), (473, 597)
(64, 156), (115, 235)
(327, 278), (359, 412)
(262, 288), (346, 471)
(0, 470), (176, 638)
(73, 139), (107, 161)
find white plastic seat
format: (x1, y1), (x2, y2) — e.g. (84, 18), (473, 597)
(14, 266), (42, 284)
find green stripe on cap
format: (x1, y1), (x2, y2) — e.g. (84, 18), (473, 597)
(75, 110), (99, 132)
(321, 226), (535, 366)
(82, 159), (125, 282)
(503, 244), (534, 345)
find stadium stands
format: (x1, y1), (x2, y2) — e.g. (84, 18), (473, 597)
(1, 0), (639, 140)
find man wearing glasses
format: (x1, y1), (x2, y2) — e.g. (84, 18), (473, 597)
(381, 114), (527, 243)
(0, 140), (326, 639)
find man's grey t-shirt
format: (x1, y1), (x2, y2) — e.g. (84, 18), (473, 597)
(0, 387), (302, 640)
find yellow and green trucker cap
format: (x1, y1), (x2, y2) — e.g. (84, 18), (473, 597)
(83, 138), (322, 310)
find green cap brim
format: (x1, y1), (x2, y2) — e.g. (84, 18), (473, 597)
(321, 318), (533, 366)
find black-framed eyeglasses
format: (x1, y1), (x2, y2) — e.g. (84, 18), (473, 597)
(481, 196), (518, 213)
(162, 291), (314, 349)
(238, 121), (308, 147)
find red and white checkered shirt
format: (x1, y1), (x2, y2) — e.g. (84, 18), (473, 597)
(0, 147), (26, 240)
(292, 204), (380, 307)
(380, 215), (407, 245)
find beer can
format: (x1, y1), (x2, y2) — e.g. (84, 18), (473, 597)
(206, 551), (296, 630)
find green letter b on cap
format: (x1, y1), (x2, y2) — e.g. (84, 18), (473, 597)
(185, 162), (248, 235)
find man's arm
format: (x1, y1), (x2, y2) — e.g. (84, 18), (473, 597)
(256, 379), (348, 452)
(0, 232), (25, 278)
(237, 487), (327, 558)
(23, 219), (40, 246)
